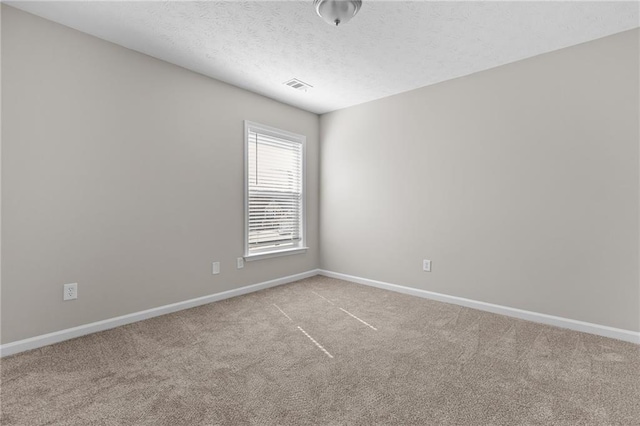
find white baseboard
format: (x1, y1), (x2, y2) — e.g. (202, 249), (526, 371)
(318, 270), (640, 345)
(0, 269), (320, 357)
(3, 268), (637, 357)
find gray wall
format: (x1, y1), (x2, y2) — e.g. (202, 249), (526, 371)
(1, 6), (319, 343)
(320, 29), (640, 332)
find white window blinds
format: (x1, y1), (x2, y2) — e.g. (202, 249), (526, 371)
(245, 122), (305, 256)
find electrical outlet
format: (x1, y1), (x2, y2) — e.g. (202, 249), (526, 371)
(423, 259), (432, 272)
(63, 283), (78, 301)
(237, 257), (244, 269)
(212, 262), (220, 275)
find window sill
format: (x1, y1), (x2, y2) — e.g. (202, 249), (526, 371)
(244, 247), (308, 262)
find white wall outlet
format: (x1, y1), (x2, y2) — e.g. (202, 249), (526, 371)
(212, 262), (220, 275)
(237, 257), (244, 269)
(63, 283), (78, 301)
(423, 259), (432, 272)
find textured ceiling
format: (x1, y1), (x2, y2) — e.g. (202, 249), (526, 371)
(7, 1), (639, 114)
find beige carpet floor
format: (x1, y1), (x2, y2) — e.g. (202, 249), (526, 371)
(1, 275), (639, 425)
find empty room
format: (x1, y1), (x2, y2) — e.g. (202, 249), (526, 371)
(1, 1), (639, 424)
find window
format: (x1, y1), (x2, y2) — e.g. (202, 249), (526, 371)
(244, 121), (306, 260)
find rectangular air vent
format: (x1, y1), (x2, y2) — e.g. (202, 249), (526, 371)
(283, 78), (313, 92)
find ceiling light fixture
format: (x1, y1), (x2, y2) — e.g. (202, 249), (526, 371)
(314, 0), (362, 27)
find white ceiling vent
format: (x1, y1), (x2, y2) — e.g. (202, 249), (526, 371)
(283, 78), (313, 92)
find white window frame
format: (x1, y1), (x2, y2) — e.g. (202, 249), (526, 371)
(244, 120), (307, 261)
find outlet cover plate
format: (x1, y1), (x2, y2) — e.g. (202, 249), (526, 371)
(63, 283), (78, 300)
(423, 259), (432, 272)
(212, 262), (220, 275)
